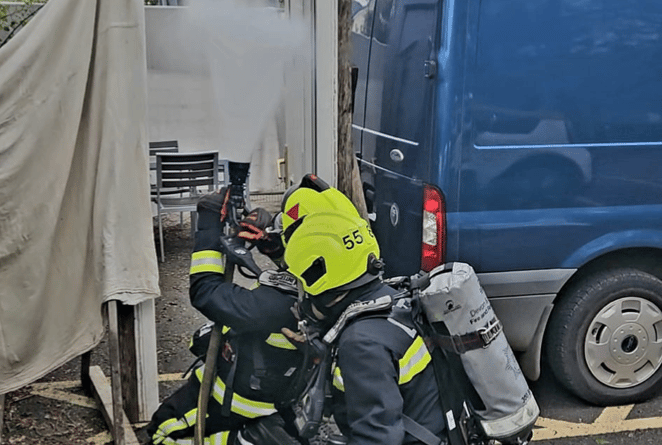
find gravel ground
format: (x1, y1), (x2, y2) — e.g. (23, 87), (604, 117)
(1, 196), (290, 445)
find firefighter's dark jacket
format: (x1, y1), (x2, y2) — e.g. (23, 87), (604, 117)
(146, 227), (302, 444)
(330, 280), (446, 445)
(189, 228), (302, 409)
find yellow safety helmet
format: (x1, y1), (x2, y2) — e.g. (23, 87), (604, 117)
(284, 211), (380, 296)
(281, 174), (361, 244)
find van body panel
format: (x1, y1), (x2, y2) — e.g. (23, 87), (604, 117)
(448, 206), (662, 273)
(488, 294), (556, 352)
(561, 227), (662, 268)
(356, 0), (466, 277)
(351, 0), (377, 155)
(360, 0), (441, 180)
(477, 269), (576, 298)
(479, 270), (571, 351)
(355, 0), (662, 274)
(352, 0), (662, 389)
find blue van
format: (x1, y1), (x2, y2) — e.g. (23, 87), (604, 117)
(351, 0), (662, 405)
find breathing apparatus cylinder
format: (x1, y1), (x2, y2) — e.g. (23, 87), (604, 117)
(419, 262), (539, 443)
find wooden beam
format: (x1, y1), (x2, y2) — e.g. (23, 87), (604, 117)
(110, 299), (159, 423)
(81, 351), (92, 395)
(1, 393), (5, 444)
(133, 298), (159, 421)
(88, 365), (140, 445)
(118, 303), (139, 422)
(107, 300), (126, 445)
(337, 0), (368, 219)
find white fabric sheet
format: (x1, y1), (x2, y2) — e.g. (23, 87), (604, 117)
(0, 0), (160, 393)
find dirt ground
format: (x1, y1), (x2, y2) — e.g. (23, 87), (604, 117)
(1, 195), (283, 445)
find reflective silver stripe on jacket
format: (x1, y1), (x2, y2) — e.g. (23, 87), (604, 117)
(190, 250), (225, 274)
(333, 334), (431, 390)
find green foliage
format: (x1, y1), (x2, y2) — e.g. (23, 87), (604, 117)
(0, 1), (46, 47)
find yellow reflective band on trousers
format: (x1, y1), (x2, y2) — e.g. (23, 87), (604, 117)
(153, 407), (214, 444)
(153, 407), (199, 442)
(398, 336), (431, 385)
(190, 250), (225, 275)
(332, 336), (431, 391)
(153, 430), (232, 445)
(265, 333), (298, 350)
(195, 367), (278, 418)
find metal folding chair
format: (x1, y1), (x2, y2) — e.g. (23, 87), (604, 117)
(153, 151), (219, 261)
(148, 140), (179, 156)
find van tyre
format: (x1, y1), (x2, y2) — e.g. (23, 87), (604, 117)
(546, 268), (662, 405)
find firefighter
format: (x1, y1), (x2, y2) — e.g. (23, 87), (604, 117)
(283, 208), (448, 445)
(144, 188), (302, 445)
(144, 175), (362, 445)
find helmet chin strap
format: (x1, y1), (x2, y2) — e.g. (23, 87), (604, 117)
(311, 281), (379, 324)
(324, 291), (350, 308)
(307, 290), (349, 321)
(310, 303), (326, 320)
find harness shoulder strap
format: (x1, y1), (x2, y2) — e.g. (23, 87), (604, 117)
(402, 414), (443, 445)
(258, 270), (299, 294)
(221, 337), (238, 417)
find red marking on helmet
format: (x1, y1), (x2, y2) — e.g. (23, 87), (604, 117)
(287, 203), (300, 221)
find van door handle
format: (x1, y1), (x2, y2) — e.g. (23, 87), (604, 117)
(424, 60), (437, 79)
(425, 36), (437, 79)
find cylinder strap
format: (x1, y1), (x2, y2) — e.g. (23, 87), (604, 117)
(427, 318), (502, 355)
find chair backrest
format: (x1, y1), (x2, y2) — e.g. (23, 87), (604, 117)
(218, 159), (231, 187)
(155, 151), (219, 196)
(149, 140), (179, 156)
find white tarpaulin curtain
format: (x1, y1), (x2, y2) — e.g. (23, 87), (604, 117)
(0, 0), (160, 393)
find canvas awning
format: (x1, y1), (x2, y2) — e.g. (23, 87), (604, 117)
(0, 0), (160, 393)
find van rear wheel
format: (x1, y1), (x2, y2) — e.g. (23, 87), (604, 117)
(546, 268), (662, 405)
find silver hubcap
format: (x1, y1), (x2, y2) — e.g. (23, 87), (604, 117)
(584, 297), (662, 388)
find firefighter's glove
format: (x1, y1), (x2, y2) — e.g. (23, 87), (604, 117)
(196, 187), (231, 231)
(237, 208), (285, 260)
(237, 413), (301, 445)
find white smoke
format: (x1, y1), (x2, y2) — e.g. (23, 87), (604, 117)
(174, 0), (308, 162)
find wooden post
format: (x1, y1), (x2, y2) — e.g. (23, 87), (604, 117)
(133, 299), (159, 421)
(107, 300), (125, 445)
(1, 393), (5, 444)
(88, 366), (140, 445)
(118, 303), (139, 423)
(81, 351), (92, 394)
(337, 0), (368, 219)
(112, 300), (159, 423)
(84, 300), (158, 425)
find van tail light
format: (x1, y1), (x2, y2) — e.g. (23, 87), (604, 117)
(421, 184), (445, 272)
